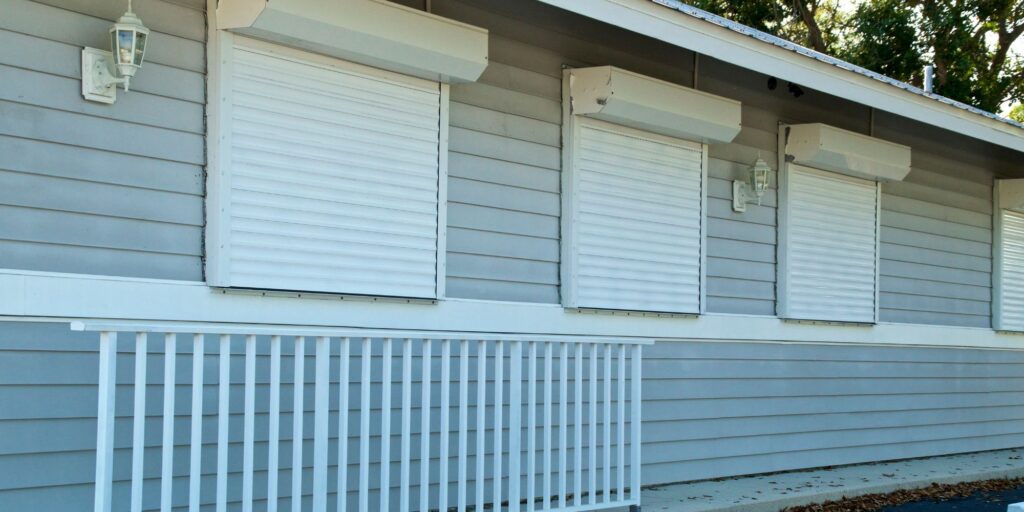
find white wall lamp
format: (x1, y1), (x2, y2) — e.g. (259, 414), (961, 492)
(81, 1), (149, 104)
(732, 156), (772, 212)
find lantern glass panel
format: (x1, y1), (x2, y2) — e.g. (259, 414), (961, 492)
(133, 32), (147, 66)
(117, 29), (134, 65)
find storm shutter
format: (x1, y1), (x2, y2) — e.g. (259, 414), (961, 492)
(996, 209), (1024, 330)
(564, 119), (704, 313)
(780, 164), (879, 322)
(210, 40), (443, 298)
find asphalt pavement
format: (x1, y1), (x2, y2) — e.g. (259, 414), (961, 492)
(880, 484), (1024, 512)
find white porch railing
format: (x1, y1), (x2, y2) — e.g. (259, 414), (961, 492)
(75, 321), (651, 512)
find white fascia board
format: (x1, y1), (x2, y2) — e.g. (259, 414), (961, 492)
(535, 0), (1024, 154)
(786, 123), (911, 182)
(217, 0), (488, 83)
(4, 269), (1024, 350)
(569, 66), (741, 143)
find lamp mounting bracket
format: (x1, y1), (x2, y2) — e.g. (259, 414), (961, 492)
(82, 47), (125, 104)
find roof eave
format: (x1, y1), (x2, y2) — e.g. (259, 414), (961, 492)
(535, 0), (1024, 154)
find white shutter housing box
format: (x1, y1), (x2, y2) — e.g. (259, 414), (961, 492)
(216, 0), (488, 83)
(785, 123), (911, 182)
(998, 178), (1024, 211)
(568, 66), (741, 143)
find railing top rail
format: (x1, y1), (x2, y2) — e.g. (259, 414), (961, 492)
(70, 320), (657, 345)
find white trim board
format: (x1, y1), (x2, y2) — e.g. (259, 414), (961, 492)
(3, 269), (1024, 350)
(534, 0), (1024, 154)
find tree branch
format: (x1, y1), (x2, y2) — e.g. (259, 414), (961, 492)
(791, 0), (828, 52)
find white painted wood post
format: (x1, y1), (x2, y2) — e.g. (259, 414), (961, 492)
(589, 345), (598, 504)
(458, 340), (470, 512)
(494, 340), (505, 511)
(94, 331), (117, 512)
(419, 339), (432, 512)
(400, 338), (413, 512)
(631, 345), (642, 503)
(217, 334), (230, 512)
(509, 340), (523, 512)
(574, 343), (583, 505)
(475, 341), (487, 512)
(603, 344), (612, 502)
(527, 341), (537, 512)
(313, 336), (330, 512)
(189, 334), (204, 512)
(269, 335), (282, 512)
(359, 338), (371, 511)
(161, 333), (177, 512)
(292, 337), (306, 512)
(617, 345), (626, 501)
(559, 343), (568, 509)
(338, 337), (350, 512)
(244, 334), (256, 512)
(132, 332), (148, 512)
(543, 342), (553, 510)
(380, 338), (393, 512)
(439, 339), (451, 510)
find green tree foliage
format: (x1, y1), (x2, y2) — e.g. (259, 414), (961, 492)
(691, 0), (1024, 116)
(1011, 103), (1024, 122)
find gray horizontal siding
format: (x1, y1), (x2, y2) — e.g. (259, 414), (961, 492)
(445, 33), (563, 303)
(7, 322), (1024, 508)
(0, 0), (205, 281)
(642, 339), (1024, 484)
(877, 122), (995, 327)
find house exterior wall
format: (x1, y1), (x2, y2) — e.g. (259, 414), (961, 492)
(0, 0), (206, 281)
(2, 0), (1024, 508)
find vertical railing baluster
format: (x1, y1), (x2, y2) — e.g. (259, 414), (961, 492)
(338, 337), (350, 512)
(189, 334), (203, 512)
(494, 340), (504, 511)
(359, 338), (371, 511)
(559, 343), (568, 509)
(631, 345), (642, 503)
(439, 339), (451, 510)
(543, 342), (553, 510)
(132, 332), (148, 512)
(400, 338), (413, 512)
(574, 343), (583, 506)
(381, 338), (393, 512)
(603, 344), (612, 503)
(161, 333), (176, 512)
(419, 340), (432, 512)
(244, 335), (256, 512)
(526, 341), (536, 512)
(458, 340), (469, 512)
(94, 331), (117, 512)
(313, 336), (330, 512)
(292, 337), (306, 512)
(617, 345), (626, 503)
(269, 335), (282, 512)
(217, 334), (230, 512)
(509, 341), (522, 512)
(475, 341), (487, 512)
(589, 346), (598, 505)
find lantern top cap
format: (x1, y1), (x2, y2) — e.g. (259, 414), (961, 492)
(114, 8), (148, 33)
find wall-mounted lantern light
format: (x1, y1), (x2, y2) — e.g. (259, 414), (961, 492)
(81, 1), (149, 104)
(732, 156), (772, 212)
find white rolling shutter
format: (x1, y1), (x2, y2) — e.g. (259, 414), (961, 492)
(566, 120), (704, 313)
(781, 165), (878, 322)
(217, 41), (442, 298)
(997, 210), (1024, 330)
